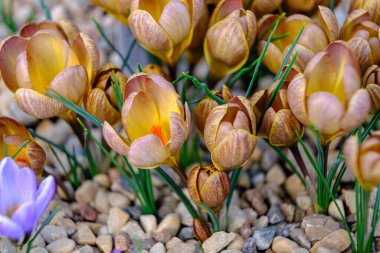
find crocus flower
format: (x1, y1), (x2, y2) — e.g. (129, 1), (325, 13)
(258, 6), (337, 74)
(204, 96), (257, 171)
(282, 0), (339, 14)
(0, 158), (55, 242)
(84, 64), (128, 125)
(0, 20), (99, 119)
(350, 0), (380, 25)
(188, 164), (230, 212)
(204, 0), (257, 81)
(244, 0), (282, 18)
(90, 0), (133, 25)
(103, 73), (190, 169)
(287, 42), (371, 144)
(193, 218), (211, 242)
(363, 65), (380, 111)
(0, 117), (46, 176)
(128, 0), (204, 67)
(250, 80), (303, 147)
(344, 131), (380, 191)
(340, 9), (380, 73)
(142, 64), (170, 80)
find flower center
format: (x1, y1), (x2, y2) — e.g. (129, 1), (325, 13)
(151, 125), (168, 145)
(7, 205), (20, 218)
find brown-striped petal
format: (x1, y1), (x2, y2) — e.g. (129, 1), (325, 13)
(317, 6), (338, 43)
(341, 89), (371, 133)
(348, 37), (373, 73)
(26, 141), (46, 176)
(287, 73), (309, 126)
(269, 109), (302, 146)
(169, 112), (187, 156)
(259, 41), (282, 74)
(367, 83), (380, 110)
(204, 105), (228, 151)
(103, 121), (130, 156)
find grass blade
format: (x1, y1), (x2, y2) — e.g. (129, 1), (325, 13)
(38, 0), (51, 20)
(198, 202), (220, 232)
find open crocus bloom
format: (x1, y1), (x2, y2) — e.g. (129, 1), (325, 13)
(204, 96), (257, 171)
(90, 0), (133, 25)
(287, 42), (371, 144)
(103, 73), (190, 169)
(0, 158), (55, 242)
(0, 20), (99, 119)
(0, 117), (46, 176)
(128, 0), (204, 66)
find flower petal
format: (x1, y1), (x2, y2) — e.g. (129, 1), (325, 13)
(307, 92), (345, 136)
(204, 105), (228, 151)
(341, 89), (371, 134)
(103, 121), (130, 156)
(35, 176), (55, 220)
(128, 134), (168, 169)
(343, 136), (361, 185)
(211, 129), (257, 171)
(169, 112), (187, 156)
(259, 41), (282, 74)
(317, 6), (338, 43)
(269, 109), (303, 146)
(0, 215), (24, 240)
(25, 141), (46, 176)
(11, 201), (37, 234)
(0, 36), (28, 92)
(287, 73), (309, 126)
(14, 88), (67, 118)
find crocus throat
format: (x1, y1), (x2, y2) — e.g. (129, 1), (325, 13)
(151, 125), (168, 145)
(7, 205), (20, 217)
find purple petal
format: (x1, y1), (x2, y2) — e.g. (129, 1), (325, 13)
(11, 202), (37, 234)
(0, 158), (21, 215)
(14, 167), (37, 204)
(0, 215), (24, 240)
(35, 176), (55, 221)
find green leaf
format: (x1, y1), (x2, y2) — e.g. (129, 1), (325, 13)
(197, 202), (220, 232)
(111, 71), (124, 112)
(226, 168), (241, 211)
(38, 0), (51, 20)
(11, 140), (29, 159)
(3, 134), (7, 157)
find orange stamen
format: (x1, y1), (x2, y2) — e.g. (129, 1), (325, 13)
(151, 125), (168, 145)
(7, 205), (20, 217)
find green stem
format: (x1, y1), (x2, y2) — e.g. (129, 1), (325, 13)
(226, 167), (242, 211)
(156, 167), (199, 219)
(365, 185), (380, 253)
(356, 183), (370, 252)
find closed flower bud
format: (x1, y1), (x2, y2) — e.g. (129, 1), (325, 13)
(103, 73), (190, 169)
(84, 64), (127, 125)
(142, 64), (170, 80)
(194, 85), (232, 134)
(193, 218), (211, 241)
(363, 65), (380, 111)
(128, 0), (204, 67)
(90, 0), (133, 25)
(287, 42), (371, 144)
(204, 96), (258, 171)
(258, 6), (337, 74)
(188, 164), (230, 212)
(244, 0), (282, 18)
(205, 0), (257, 81)
(0, 117), (46, 176)
(341, 9), (380, 73)
(251, 81), (303, 146)
(0, 20), (100, 119)
(282, 0), (339, 14)
(344, 131), (380, 191)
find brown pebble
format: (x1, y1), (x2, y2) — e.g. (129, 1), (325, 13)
(153, 229), (173, 243)
(245, 189), (268, 215)
(114, 233), (131, 251)
(79, 204), (98, 222)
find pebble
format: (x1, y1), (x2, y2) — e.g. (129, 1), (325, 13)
(72, 245), (94, 253)
(242, 237), (256, 253)
(228, 206), (248, 232)
(245, 189), (268, 215)
(301, 215), (340, 241)
(167, 242), (195, 253)
(253, 216), (269, 228)
(140, 214), (158, 234)
(79, 204), (98, 221)
(285, 175), (305, 201)
(94, 174), (110, 188)
(240, 222), (253, 239)
(267, 205), (285, 224)
(157, 213), (181, 235)
(342, 190), (356, 214)
(292, 248), (308, 253)
(296, 196), (312, 210)
(271, 236), (300, 253)
(166, 237), (183, 249)
(261, 149), (278, 170)
(202, 231), (236, 253)
(178, 227), (194, 241)
(221, 250), (242, 253)
(31, 234), (46, 248)
(114, 233), (131, 251)
(55, 218), (77, 236)
(328, 199), (345, 221)
(30, 247), (48, 253)
(290, 228), (311, 249)
(150, 242), (166, 253)
(316, 247), (339, 253)
(46, 238), (75, 253)
(94, 190), (110, 213)
(96, 235), (113, 253)
(107, 207), (130, 234)
(266, 165), (286, 185)
(0, 237), (16, 253)
(153, 229), (173, 243)
(310, 229), (351, 253)
(121, 220), (147, 240)
(253, 226), (277, 250)
(281, 203), (295, 222)
(227, 234), (244, 250)
(126, 206), (144, 220)
(75, 181), (98, 204)
(176, 202), (193, 226)
(40, 225), (68, 243)
(108, 192), (130, 208)
(72, 225), (96, 245)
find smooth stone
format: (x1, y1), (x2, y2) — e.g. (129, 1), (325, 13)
(254, 226), (277, 250)
(285, 174), (306, 201)
(178, 227), (194, 241)
(72, 226), (96, 245)
(167, 242), (195, 253)
(271, 236), (300, 253)
(121, 220), (147, 240)
(30, 247), (48, 253)
(166, 237), (183, 249)
(94, 190), (110, 213)
(281, 203), (295, 222)
(228, 206), (248, 233)
(227, 234), (244, 250)
(310, 229), (350, 253)
(140, 214), (158, 234)
(242, 237), (256, 253)
(149, 242), (165, 253)
(328, 199), (345, 221)
(114, 233), (131, 251)
(316, 247), (339, 253)
(41, 225), (68, 243)
(107, 207), (130, 235)
(55, 218), (76, 236)
(96, 235), (113, 253)
(342, 190), (356, 214)
(202, 231), (236, 253)
(31, 234), (46, 248)
(72, 245), (94, 253)
(253, 216), (269, 228)
(221, 250), (242, 253)
(290, 228), (311, 249)
(266, 165), (286, 185)
(301, 215), (340, 242)
(157, 213), (181, 235)
(291, 248), (308, 253)
(296, 196), (312, 210)
(108, 192), (130, 208)
(176, 202), (193, 227)
(153, 230), (173, 243)
(245, 189), (268, 215)
(94, 174), (110, 188)
(267, 205), (285, 224)
(46, 238), (75, 253)
(0, 237), (16, 253)
(261, 149), (278, 170)
(75, 181), (98, 204)
(126, 206), (144, 220)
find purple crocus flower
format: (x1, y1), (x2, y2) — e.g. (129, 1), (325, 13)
(0, 157), (55, 241)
